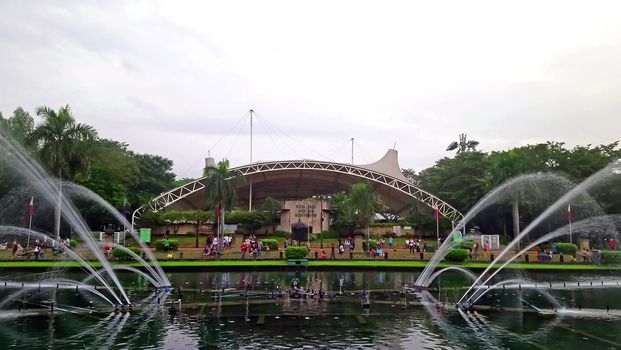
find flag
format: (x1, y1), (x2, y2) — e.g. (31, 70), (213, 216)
(216, 205), (221, 218)
(434, 208), (440, 222)
(28, 197), (35, 218)
(568, 204), (571, 223)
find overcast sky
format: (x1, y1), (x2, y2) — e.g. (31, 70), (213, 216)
(1, 1), (620, 179)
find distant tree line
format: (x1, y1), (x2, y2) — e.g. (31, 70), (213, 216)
(403, 138), (621, 238)
(0, 106), (176, 233)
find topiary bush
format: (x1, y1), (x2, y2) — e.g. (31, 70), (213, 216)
(69, 239), (78, 248)
(555, 243), (578, 255)
(111, 247), (142, 261)
(284, 246), (308, 259)
(362, 239), (378, 252)
(601, 251), (621, 264)
(154, 239), (179, 251)
(261, 239), (279, 250)
(444, 248), (469, 262)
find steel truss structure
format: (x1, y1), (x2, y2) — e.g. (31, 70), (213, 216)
(132, 160), (464, 228)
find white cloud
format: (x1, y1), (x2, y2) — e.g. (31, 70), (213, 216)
(1, 0), (620, 179)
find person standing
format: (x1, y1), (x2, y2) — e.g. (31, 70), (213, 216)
(610, 239), (616, 250)
(330, 243), (336, 260)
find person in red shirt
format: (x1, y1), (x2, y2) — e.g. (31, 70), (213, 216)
(609, 239), (616, 250)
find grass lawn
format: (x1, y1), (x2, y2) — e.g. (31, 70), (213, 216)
(0, 259), (618, 271)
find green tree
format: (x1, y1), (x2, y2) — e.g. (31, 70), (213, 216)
(0, 107), (35, 145)
(28, 105), (97, 238)
(76, 139), (139, 229)
(131, 154), (176, 205)
(329, 191), (356, 234)
(203, 159), (245, 245)
(349, 182), (381, 251)
(261, 197), (282, 233)
(0, 107), (36, 197)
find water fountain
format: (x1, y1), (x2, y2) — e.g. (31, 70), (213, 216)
(0, 128), (169, 314)
(2, 124), (621, 347)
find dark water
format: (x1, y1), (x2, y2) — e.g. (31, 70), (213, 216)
(1, 269), (620, 349)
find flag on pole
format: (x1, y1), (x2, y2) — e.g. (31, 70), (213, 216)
(216, 205), (221, 218)
(28, 197), (35, 218)
(567, 204), (571, 223)
(434, 208), (440, 222)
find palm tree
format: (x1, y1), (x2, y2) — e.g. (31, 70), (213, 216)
(446, 133), (479, 154)
(261, 197), (282, 234)
(349, 182), (381, 253)
(28, 105), (97, 239)
(203, 159), (245, 248)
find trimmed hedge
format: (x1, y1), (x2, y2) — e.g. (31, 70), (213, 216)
(285, 246), (309, 259)
(154, 239), (179, 251)
(444, 248), (469, 262)
(555, 243), (578, 255)
(69, 239), (78, 248)
(272, 231), (290, 238)
(261, 239), (279, 250)
(111, 247), (142, 261)
(602, 251), (621, 264)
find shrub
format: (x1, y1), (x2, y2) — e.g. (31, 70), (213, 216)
(69, 239), (78, 248)
(154, 239), (179, 251)
(320, 230), (339, 239)
(111, 247), (142, 261)
(427, 245), (435, 253)
(285, 246), (308, 259)
(461, 242), (474, 249)
(444, 248), (469, 262)
(555, 243), (578, 255)
(362, 239), (378, 252)
(261, 239), (279, 250)
(272, 230), (290, 238)
(601, 251), (621, 264)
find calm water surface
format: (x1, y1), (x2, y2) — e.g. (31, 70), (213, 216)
(0, 270), (620, 349)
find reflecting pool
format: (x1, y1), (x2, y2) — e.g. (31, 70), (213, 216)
(1, 270), (620, 349)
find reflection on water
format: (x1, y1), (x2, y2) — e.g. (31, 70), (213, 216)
(1, 270), (621, 349)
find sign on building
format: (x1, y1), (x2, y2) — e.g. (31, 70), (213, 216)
(223, 224), (238, 234)
(139, 228), (152, 243)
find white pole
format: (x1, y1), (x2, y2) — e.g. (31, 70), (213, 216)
(350, 138), (354, 164)
(569, 219), (572, 244)
(249, 109), (253, 211)
(436, 211), (440, 245)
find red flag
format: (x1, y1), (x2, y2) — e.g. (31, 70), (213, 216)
(29, 197), (34, 218)
(434, 208), (440, 222)
(567, 204), (571, 223)
(216, 205), (221, 218)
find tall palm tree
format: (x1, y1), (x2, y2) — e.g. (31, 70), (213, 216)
(261, 197), (282, 234)
(203, 159), (245, 247)
(28, 105), (97, 238)
(349, 182), (381, 253)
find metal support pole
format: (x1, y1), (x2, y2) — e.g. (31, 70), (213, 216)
(249, 109), (253, 211)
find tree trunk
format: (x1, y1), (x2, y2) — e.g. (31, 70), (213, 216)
(54, 171), (62, 240)
(512, 198), (520, 250)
